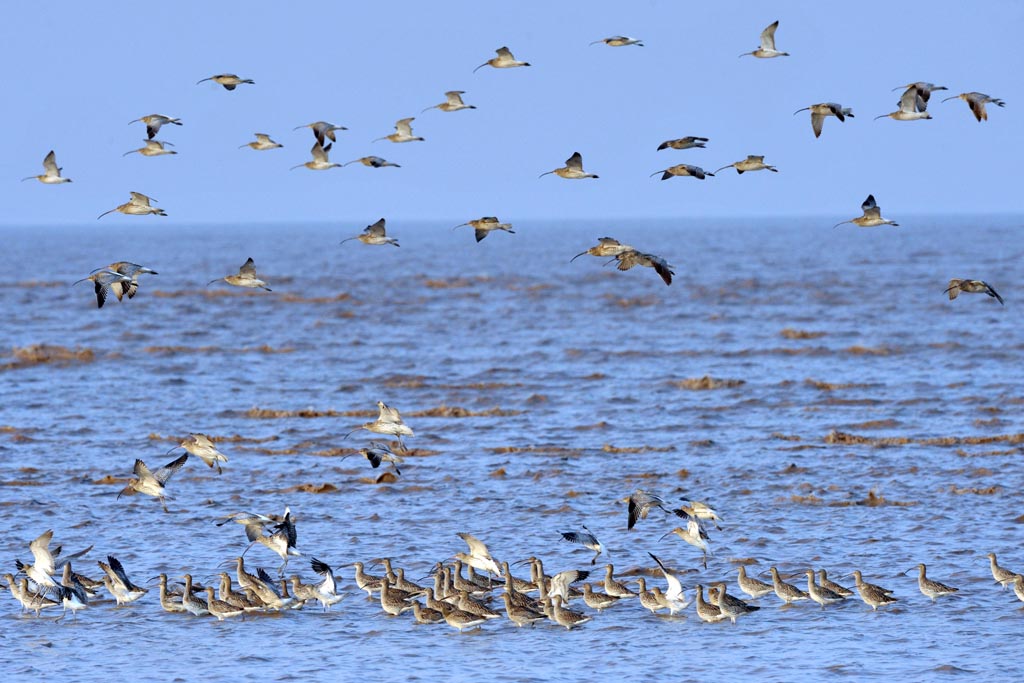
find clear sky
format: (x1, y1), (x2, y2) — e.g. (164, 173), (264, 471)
(5, 0), (1022, 225)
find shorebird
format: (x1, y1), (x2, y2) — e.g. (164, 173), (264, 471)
(422, 90), (476, 113)
(240, 133), (283, 150)
(650, 164), (713, 180)
(945, 279), (1004, 305)
(674, 499), (723, 529)
(172, 433), (228, 474)
(22, 150), (72, 183)
(833, 194), (899, 229)
(714, 155), (777, 174)
(340, 218), (399, 247)
(439, 601), (488, 631)
(351, 561), (384, 596)
(986, 553), (1016, 588)
(649, 552), (691, 614)
(97, 191), (166, 219)
(549, 595), (591, 629)
(805, 570), (845, 608)
(694, 584), (726, 622)
(347, 441), (404, 475)
(713, 583), (759, 623)
(793, 103), (853, 138)
(97, 556), (148, 604)
(657, 136), (708, 151)
(117, 452), (188, 512)
(739, 20), (788, 58)
(737, 566), (774, 599)
(123, 139), (176, 157)
(290, 141), (340, 170)
(769, 567), (809, 604)
(539, 151), (598, 179)
(590, 36), (644, 47)
(660, 518), (711, 567)
(227, 507), (299, 573)
(907, 563), (959, 600)
(380, 576), (417, 616)
(502, 593), (546, 626)
(73, 269), (133, 309)
(454, 532), (502, 578)
(818, 569), (854, 597)
(93, 262), (158, 301)
(344, 400), (413, 445)
(180, 574), (210, 616)
(129, 114), (182, 140)
(412, 600), (446, 624)
(1013, 575), (1024, 603)
(204, 587), (244, 619)
(615, 249), (675, 286)
(941, 92), (1005, 122)
(627, 489), (669, 530)
(602, 564), (636, 598)
(208, 257), (272, 291)
(293, 121), (347, 146)
(453, 216), (515, 242)
(342, 156), (400, 168)
(16, 578), (59, 615)
(876, 86), (933, 121)
(637, 577), (666, 614)
(373, 118), (423, 143)
(571, 237), (634, 264)
(474, 46), (531, 72)
(582, 584), (618, 611)
(156, 574), (185, 613)
(892, 82), (947, 105)
(559, 527), (605, 566)
(18, 530), (58, 588)
(196, 73), (254, 90)
(851, 570), (897, 610)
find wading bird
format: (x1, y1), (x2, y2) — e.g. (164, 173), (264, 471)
(540, 152), (598, 179)
(714, 155), (777, 174)
(422, 91), (476, 113)
(97, 191), (166, 219)
(474, 46), (531, 72)
(123, 140), (176, 157)
(650, 164), (713, 180)
(129, 114), (181, 139)
(559, 526), (606, 564)
(373, 118), (423, 143)
(196, 73), (254, 90)
(590, 36), (643, 47)
(944, 279), (1004, 305)
(343, 156), (400, 168)
(941, 92), (1005, 122)
(340, 218), (399, 246)
(293, 121), (347, 146)
(290, 141), (340, 170)
(240, 133), (282, 150)
(657, 136), (708, 151)
(22, 150), (72, 183)
(453, 216), (515, 242)
(832, 194), (899, 229)
(73, 270), (133, 308)
(793, 103), (853, 137)
(208, 257), (272, 291)
(117, 453), (189, 513)
(739, 20), (788, 58)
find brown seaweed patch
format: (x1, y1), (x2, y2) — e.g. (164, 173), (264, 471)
(844, 419), (900, 430)
(955, 448), (1018, 457)
(145, 345), (294, 354)
(409, 405), (521, 418)
(974, 418), (1003, 428)
(244, 407), (365, 419)
(281, 482), (339, 494)
(583, 373), (606, 380)
(382, 376), (428, 388)
(1, 480), (46, 486)
(825, 430), (1024, 447)
(601, 444), (675, 454)
(490, 446), (583, 456)
(781, 328), (826, 339)
(845, 345), (894, 356)
(277, 293), (353, 304)
(526, 394), (548, 404)
(804, 378), (871, 391)
(607, 295), (659, 308)
(789, 489), (917, 507)
(4, 344), (95, 369)
(671, 375), (746, 390)
(573, 422), (609, 431)
(490, 467), (506, 478)
(421, 276), (490, 289)
(93, 475), (128, 485)
(771, 432), (802, 441)
(948, 485), (1001, 495)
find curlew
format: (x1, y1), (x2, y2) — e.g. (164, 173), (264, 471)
(340, 218), (399, 247)
(344, 400), (414, 445)
(674, 499), (723, 529)
(590, 36), (644, 47)
(805, 570), (845, 608)
(571, 237), (634, 263)
(833, 194), (899, 229)
(474, 46), (531, 72)
(373, 118), (424, 143)
(502, 592), (546, 626)
(204, 587), (244, 619)
(290, 141), (340, 171)
(539, 151), (598, 179)
(875, 86), (933, 122)
(97, 556), (148, 604)
(614, 249), (675, 286)
(97, 191), (166, 219)
(657, 136), (708, 151)
(892, 82), (947, 108)
(240, 133), (283, 150)
(173, 433), (228, 474)
(694, 584), (726, 623)
(637, 577), (666, 614)
(92, 261), (157, 301)
(117, 452), (188, 513)
(907, 563), (959, 600)
(180, 574), (210, 616)
(649, 552), (691, 614)
(739, 20), (788, 58)
(342, 156), (400, 168)
(549, 595), (591, 629)
(157, 574), (186, 613)
(851, 570), (897, 610)
(293, 121), (347, 146)
(196, 73), (254, 90)
(18, 530), (58, 589)
(453, 216), (515, 242)
(627, 489), (669, 530)
(208, 257), (273, 291)
(559, 526), (606, 565)
(818, 569), (854, 597)
(737, 566), (774, 599)
(986, 553), (1016, 588)
(603, 564), (637, 598)
(713, 583), (759, 623)
(793, 103), (853, 138)
(582, 584), (619, 611)
(1013, 575), (1024, 603)
(454, 532), (501, 578)
(660, 517), (711, 567)
(422, 90), (476, 113)
(714, 155), (777, 174)
(945, 279), (1004, 305)
(769, 567), (809, 604)
(349, 441), (404, 475)
(123, 140), (176, 157)
(22, 150), (72, 184)
(941, 92), (1005, 122)
(73, 269), (133, 309)
(129, 114), (182, 140)
(651, 164), (713, 180)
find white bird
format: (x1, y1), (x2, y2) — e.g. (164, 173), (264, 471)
(739, 20), (789, 58)
(876, 86), (933, 121)
(832, 194), (899, 229)
(373, 118), (424, 143)
(22, 150), (72, 183)
(240, 133), (283, 150)
(117, 453), (189, 513)
(713, 155), (777, 174)
(660, 515), (712, 568)
(941, 92), (1006, 122)
(539, 152), (598, 179)
(19, 530), (58, 588)
(196, 73), (254, 90)
(474, 46), (531, 72)
(293, 121), (347, 146)
(452, 216), (515, 242)
(340, 218), (399, 247)
(309, 558), (345, 610)
(454, 532), (501, 578)
(123, 140), (177, 157)
(344, 400), (413, 444)
(128, 114), (182, 139)
(208, 257), (273, 291)
(649, 552), (691, 614)
(290, 141), (340, 170)
(793, 103), (853, 137)
(422, 90), (476, 113)
(545, 569), (590, 602)
(589, 36), (644, 47)
(559, 526), (606, 564)
(97, 191), (166, 219)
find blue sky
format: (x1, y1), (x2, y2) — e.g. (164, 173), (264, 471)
(5, 0), (1022, 224)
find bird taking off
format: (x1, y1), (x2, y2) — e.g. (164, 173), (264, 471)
(117, 453), (189, 513)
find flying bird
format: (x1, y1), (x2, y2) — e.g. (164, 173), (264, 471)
(208, 257), (272, 291)
(571, 237), (634, 262)
(714, 155), (777, 174)
(614, 249), (674, 286)
(539, 152), (598, 179)
(172, 433), (229, 474)
(196, 73), (254, 90)
(589, 36), (643, 47)
(240, 133), (283, 150)
(945, 279), (1004, 305)
(832, 195), (899, 228)
(128, 114), (182, 140)
(793, 103), (853, 137)
(876, 86), (933, 121)
(91, 262), (158, 301)
(422, 91), (476, 113)
(474, 46), (531, 72)
(22, 150), (72, 184)
(123, 140), (176, 157)
(373, 118), (424, 143)
(344, 400), (414, 445)
(559, 526), (606, 564)
(293, 121), (347, 146)
(97, 191), (166, 219)
(941, 92), (1005, 122)
(290, 141), (340, 170)
(342, 156), (400, 168)
(72, 270), (133, 308)
(117, 453), (189, 513)
(340, 218), (399, 246)
(739, 20), (788, 58)
(452, 216), (515, 242)
(650, 164), (713, 180)
(657, 136), (708, 151)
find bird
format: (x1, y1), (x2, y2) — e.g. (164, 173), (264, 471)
(128, 114), (182, 140)
(540, 152), (598, 179)
(196, 73), (254, 90)
(340, 218), (399, 247)
(208, 257), (272, 291)
(422, 90), (476, 113)
(72, 270), (133, 309)
(614, 249), (675, 286)
(660, 517), (711, 567)
(571, 237), (634, 263)
(293, 121), (347, 146)
(986, 552), (1017, 588)
(768, 567), (809, 604)
(818, 569), (854, 597)
(240, 133), (283, 150)
(501, 592), (546, 626)
(694, 584), (726, 622)
(117, 452), (188, 513)
(739, 20), (788, 58)
(123, 140), (176, 157)
(97, 191), (166, 219)
(548, 595), (591, 629)
(805, 570), (845, 608)
(454, 532), (501, 578)
(941, 92), (1005, 122)
(1013, 575), (1024, 604)
(474, 46), (531, 72)
(713, 155), (777, 174)
(602, 564), (637, 599)
(344, 400), (413, 445)
(945, 279), (1004, 305)
(290, 141), (340, 170)
(875, 86), (933, 121)
(17, 530), (58, 589)
(851, 570), (897, 610)
(22, 150), (72, 183)
(793, 103), (853, 138)
(558, 526), (605, 564)
(347, 441), (404, 475)
(204, 587), (244, 620)
(92, 261), (157, 301)
(908, 563), (959, 600)
(833, 195), (899, 229)
(736, 566), (774, 599)
(674, 499), (723, 529)
(892, 82), (947, 108)
(649, 552), (691, 614)
(589, 36), (644, 47)
(373, 118), (424, 143)
(627, 489), (669, 530)
(452, 216), (515, 242)
(657, 136), (708, 151)
(172, 433), (228, 474)
(307, 558), (344, 610)
(342, 156), (400, 168)
(712, 583), (759, 623)
(238, 507), (300, 574)
(97, 556), (148, 604)
(650, 164), (713, 180)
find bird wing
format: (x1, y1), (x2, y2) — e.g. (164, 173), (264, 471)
(984, 282), (1005, 305)
(496, 46), (513, 58)
(376, 400), (401, 421)
(760, 21), (779, 51)
(597, 237), (622, 247)
(107, 556), (134, 588)
(446, 91), (465, 105)
(560, 531), (597, 548)
(565, 152), (584, 170)
(652, 256), (674, 285)
(42, 150), (59, 175)
(395, 118), (415, 136)
(649, 553), (683, 600)
(366, 219), (388, 238)
(861, 195), (878, 212)
(239, 257), (258, 277)
(129, 192), (154, 207)
(898, 87), (921, 113)
(29, 530), (56, 575)
(967, 95), (986, 121)
(615, 250), (641, 271)
(255, 134), (271, 143)
(945, 279), (962, 300)
(311, 141), (329, 162)
(154, 452), (189, 484)
(457, 532), (491, 558)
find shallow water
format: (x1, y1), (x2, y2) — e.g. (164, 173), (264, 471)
(1, 217), (1022, 682)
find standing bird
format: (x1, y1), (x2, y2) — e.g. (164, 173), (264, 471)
(123, 140), (176, 157)
(208, 257), (272, 291)
(650, 164), (713, 180)
(875, 86), (933, 122)
(739, 20), (789, 58)
(558, 526), (606, 565)
(196, 73), (254, 90)
(173, 433), (228, 474)
(714, 155), (777, 174)
(22, 150), (72, 184)
(589, 36), (644, 47)
(342, 156), (400, 168)
(571, 237), (634, 263)
(73, 270), (133, 309)
(344, 400), (414, 445)
(833, 195), (899, 229)
(941, 92), (1005, 122)
(97, 191), (166, 219)
(92, 261), (158, 301)
(290, 141), (340, 171)
(907, 563), (959, 600)
(793, 103), (852, 138)
(453, 216), (515, 242)
(944, 279), (1004, 305)
(986, 553), (1016, 588)
(293, 121), (347, 146)
(340, 218), (399, 247)
(649, 553), (691, 614)
(129, 114), (182, 140)
(539, 152), (598, 179)
(240, 133), (283, 150)
(474, 46), (531, 72)
(615, 250), (675, 286)
(422, 91), (476, 113)
(373, 118), (424, 143)
(657, 136), (708, 151)
(116, 453), (189, 513)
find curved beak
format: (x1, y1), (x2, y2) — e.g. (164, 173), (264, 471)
(940, 95), (958, 103)
(569, 251), (588, 263)
(792, 108), (809, 115)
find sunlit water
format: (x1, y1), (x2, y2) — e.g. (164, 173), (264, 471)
(1, 217), (1022, 682)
